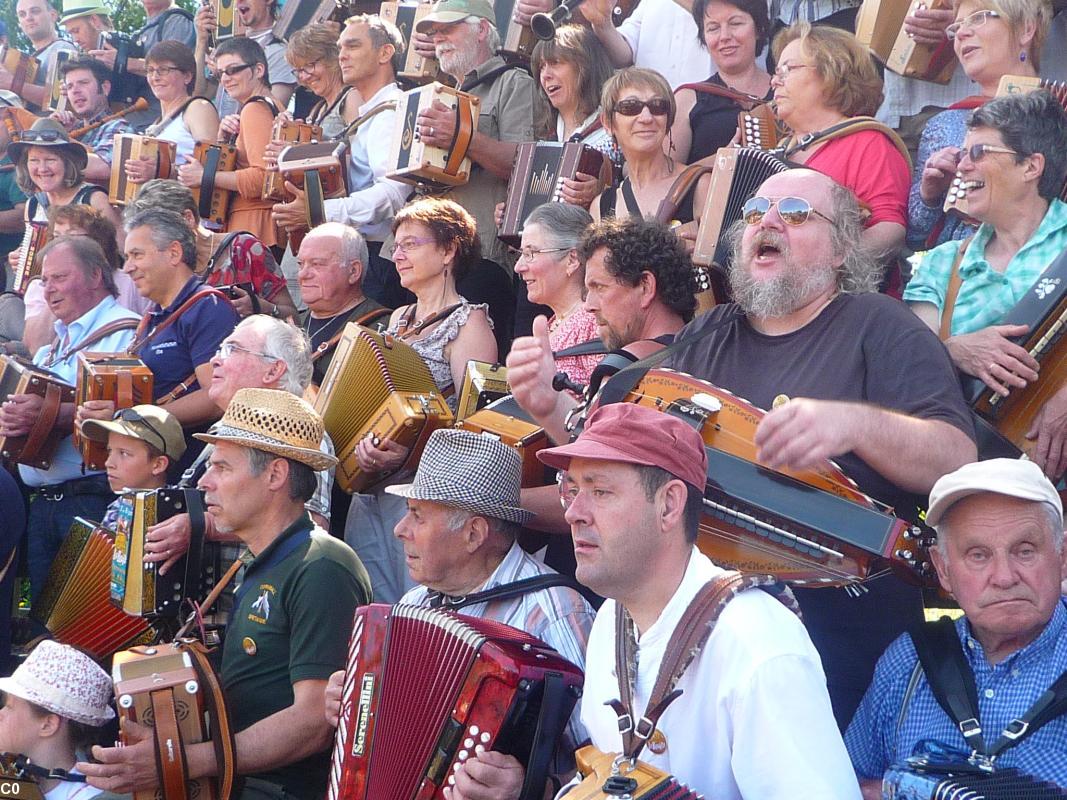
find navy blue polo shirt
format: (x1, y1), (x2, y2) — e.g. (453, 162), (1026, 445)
(138, 275), (238, 399)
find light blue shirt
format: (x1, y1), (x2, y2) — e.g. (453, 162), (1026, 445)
(19, 295), (139, 487)
(904, 198), (1067, 336)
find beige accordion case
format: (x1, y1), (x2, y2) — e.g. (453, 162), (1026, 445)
(387, 82), (481, 187)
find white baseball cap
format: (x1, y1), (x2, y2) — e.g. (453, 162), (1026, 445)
(926, 458), (1062, 528)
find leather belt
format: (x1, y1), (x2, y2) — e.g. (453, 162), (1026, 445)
(35, 474), (112, 502)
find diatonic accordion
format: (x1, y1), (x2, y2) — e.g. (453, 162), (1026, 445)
(883, 763), (1067, 799)
(327, 603), (584, 800)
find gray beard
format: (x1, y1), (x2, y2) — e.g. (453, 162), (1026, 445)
(438, 48), (479, 82)
(728, 253), (837, 319)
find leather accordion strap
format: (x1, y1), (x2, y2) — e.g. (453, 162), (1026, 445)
(939, 236), (972, 342)
(335, 99), (396, 142)
(654, 163), (714, 224)
(129, 288), (235, 355)
(22, 380), (64, 462)
(43, 318), (139, 367)
(150, 689), (190, 800)
(181, 640), (238, 799)
(198, 145), (227, 222)
(779, 116), (912, 169)
(674, 81), (761, 110)
(443, 95), (476, 179)
(310, 306), (389, 362)
(303, 169), (327, 230)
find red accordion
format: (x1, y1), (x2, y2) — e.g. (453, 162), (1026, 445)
(327, 604), (584, 800)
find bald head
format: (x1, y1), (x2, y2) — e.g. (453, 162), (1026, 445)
(758, 168), (838, 206)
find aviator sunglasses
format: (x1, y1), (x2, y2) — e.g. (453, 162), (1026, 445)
(613, 97), (671, 117)
(742, 196), (835, 226)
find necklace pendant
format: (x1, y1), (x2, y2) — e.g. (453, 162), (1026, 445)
(647, 728), (668, 754)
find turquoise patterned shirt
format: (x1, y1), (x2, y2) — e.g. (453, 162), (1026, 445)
(904, 198), (1067, 337)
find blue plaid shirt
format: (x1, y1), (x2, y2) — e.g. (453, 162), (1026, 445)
(845, 599), (1067, 786)
(74, 108), (133, 167)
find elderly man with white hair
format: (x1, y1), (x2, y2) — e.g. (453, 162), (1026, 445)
(846, 458), (1067, 794)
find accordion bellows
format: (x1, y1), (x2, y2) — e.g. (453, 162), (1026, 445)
(328, 604), (584, 800)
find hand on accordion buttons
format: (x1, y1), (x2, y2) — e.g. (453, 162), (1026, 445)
(79, 718), (158, 793)
(178, 159), (205, 188)
(944, 324), (1038, 397)
(271, 183), (309, 232)
(355, 436), (410, 474)
(444, 750), (525, 800)
(0, 65), (14, 92)
(263, 138), (287, 171)
(220, 114), (242, 139)
(125, 155), (157, 184)
(0, 393), (43, 438)
(87, 44), (118, 70)
(512, 0), (554, 27)
(412, 31), (437, 61)
(144, 512), (193, 576)
(324, 669), (344, 728)
(918, 146), (962, 205)
(418, 102), (458, 149)
(75, 399), (117, 430)
(559, 173), (601, 209)
(7, 248), (21, 272)
(903, 5), (955, 45)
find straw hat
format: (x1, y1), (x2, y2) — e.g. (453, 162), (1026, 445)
(385, 428), (533, 524)
(195, 387), (336, 471)
(0, 640), (114, 726)
(7, 117), (89, 171)
(59, 0), (111, 24)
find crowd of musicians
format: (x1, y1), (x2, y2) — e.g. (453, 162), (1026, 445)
(0, 0), (1066, 797)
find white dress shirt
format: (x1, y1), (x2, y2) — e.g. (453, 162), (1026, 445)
(324, 82), (412, 242)
(616, 0), (714, 89)
(573, 548), (862, 800)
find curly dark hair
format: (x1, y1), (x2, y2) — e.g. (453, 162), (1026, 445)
(577, 217), (698, 322)
(392, 197), (482, 283)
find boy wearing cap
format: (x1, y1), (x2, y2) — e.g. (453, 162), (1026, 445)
(80, 404), (186, 531)
(448, 402), (861, 800)
(0, 639), (113, 799)
(846, 459), (1067, 793)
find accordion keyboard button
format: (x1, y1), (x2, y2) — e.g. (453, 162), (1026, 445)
(464, 738), (474, 748)
(480, 732), (491, 743)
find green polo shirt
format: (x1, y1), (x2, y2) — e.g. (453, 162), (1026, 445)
(0, 152), (28, 284)
(222, 513), (371, 799)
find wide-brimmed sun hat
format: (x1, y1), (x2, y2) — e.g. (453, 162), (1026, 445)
(195, 387), (336, 471)
(8, 117), (89, 171)
(0, 640), (114, 726)
(385, 428), (533, 524)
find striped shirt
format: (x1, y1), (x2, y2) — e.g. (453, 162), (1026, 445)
(845, 599), (1067, 786)
(770, 0), (862, 24)
(904, 198), (1067, 336)
(401, 541), (595, 749)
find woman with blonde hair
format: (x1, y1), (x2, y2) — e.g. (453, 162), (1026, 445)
(770, 23), (911, 259)
(285, 23), (361, 138)
(908, 0), (1052, 249)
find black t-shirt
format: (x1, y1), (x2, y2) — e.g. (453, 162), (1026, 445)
(687, 74), (774, 164)
(662, 293), (976, 726)
(304, 298), (390, 387)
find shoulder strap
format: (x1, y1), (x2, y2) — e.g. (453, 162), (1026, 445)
(655, 163), (713, 224)
(462, 63), (522, 93)
(206, 230), (251, 271)
(620, 177), (641, 218)
(243, 94), (281, 118)
(48, 318), (138, 364)
(939, 236), (972, 341)
(311, 305), (390, 362)
(909, 617), (987, 755)
(335, 99), (397, 141)
(431, 574), (583, 610)
(674, 81), (760, 110)
(781, 116), (912, 169)
(129, 287), (234, 355)
(599, 186), (618, 219)
(397, 302), (464, 340)
(72, 184), (107, 205)
(554, 338), (608, 358)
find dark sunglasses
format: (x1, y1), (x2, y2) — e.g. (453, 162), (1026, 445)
(19, 129), (67, 144)
(116, 407), (169, 457)
(961, 143), (1019, 163)
(742, 196), (835, 226)
(613, 98), (671, 117)
(216, 62), (254, 78)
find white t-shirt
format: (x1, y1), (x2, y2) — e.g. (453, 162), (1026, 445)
(616, 0), (714, 89)
(45, 769), (100, 800)
(573, 549), (862, 800)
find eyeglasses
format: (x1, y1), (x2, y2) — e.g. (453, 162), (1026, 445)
(772, 62), (812, 81)
(962, 142), (1019, 163)
(612, 98), (671, 117)
(946, 9), (1001, 39)
(391, 236), (436, 255)
(293, 60), (322, 78)
(146, 65), (182, 77)
(115, 407), (169, 457)
(512, 246), (570, 262)
(215, 341), (277, 361)
(216, 62), (254, 78)
(742, 196), (835, 226)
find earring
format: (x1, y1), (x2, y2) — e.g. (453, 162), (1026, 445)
(1020, 50), (1027, 62)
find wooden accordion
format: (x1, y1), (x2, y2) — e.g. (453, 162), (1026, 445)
(212, 0), (247, 41)
(12, 219), (49, 295)
(380, 3), (440, 85)
(113, 639), (236, 800)
(882, 762), (1067, 798)
(885, 0), (957, 83)
(737, 103), (780, 150)
(568, 746), (701, 800)
(963, 245), (1067, 460)
(327, 604), (584, 800)
(263, 119), (323, 201)
(277, 140), (350, 240)
(615, 369), (934, 587)
(111, 488), (220, 618)
(109, 135), (178, 206)
(692, 146), (790, 268)
(498, 141), (607, 246)
(43, 49), (72, 113)
(314, 324), (453, 493)
(192, 137), (239, 231)
(455, 360), (510, 422)
(459, 395), (548, 488)
(388, 83), (481, 187)
(32, 517), (154, 660)
(0, 355), (75, 470)
(74, 352), (154, 471)
(0, 45), (40, 97)
(272, 0), (367, 41)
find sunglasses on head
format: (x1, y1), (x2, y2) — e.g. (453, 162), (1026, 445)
(613, 98), (671, 117)
(742, 196), (835, 226)
(115, 407), (169, 457)
(20, 129), (66, 144)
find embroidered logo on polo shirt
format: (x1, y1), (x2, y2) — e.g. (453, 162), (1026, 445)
(249, 584), (275, 624)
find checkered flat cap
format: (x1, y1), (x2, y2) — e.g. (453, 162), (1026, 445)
(385, 428), (533, 524)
